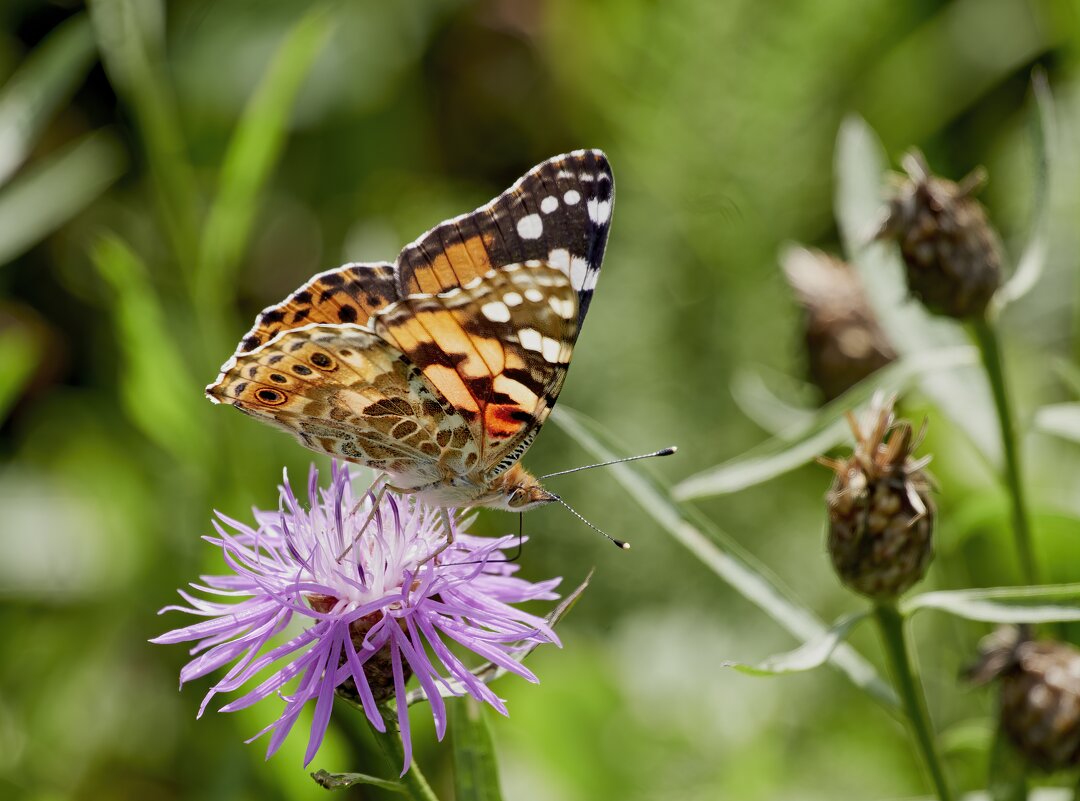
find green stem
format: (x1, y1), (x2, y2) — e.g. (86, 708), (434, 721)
(873, 603), (954, 801)
(371, 703), (440, 801)
(971, 316), (1038, 584)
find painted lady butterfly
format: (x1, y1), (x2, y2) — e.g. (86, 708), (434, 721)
(207, 150), (613, 512)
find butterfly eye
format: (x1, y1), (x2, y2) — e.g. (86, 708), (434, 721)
(508, 487), (527, 508)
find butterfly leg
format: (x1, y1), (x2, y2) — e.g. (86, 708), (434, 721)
(335, 474), (390, 563)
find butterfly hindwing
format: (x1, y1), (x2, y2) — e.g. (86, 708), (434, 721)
(207, 326), (478, 486)
(236, 262), (400, 354)
(396, 149), (612, 326)
(374, 262), (578, 477)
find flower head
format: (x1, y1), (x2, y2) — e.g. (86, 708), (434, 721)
(153, 463), (561, 771)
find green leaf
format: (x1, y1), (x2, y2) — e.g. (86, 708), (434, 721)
(449, 697), (505, 801)
(724, 612), (868, 676)
(0, 13), (97, 187)
(0, 129), (125, 266)
(834, 114), (1001, 469)
(729, 363), (816, 439)
(902, 583), (1080, 622)
(87, 0), (200, 270)
(995, 70), (1055, 310)
(197, 8), (332, 306)
(406, 572), (591, 705)
(0, 323), (39, 421)
(1034, 402), (1080, 444)
(310, 769), (406, 792)
(90, 233), (208, 462)
(673, 346), (977, 499)
(551, 406), (901, 713)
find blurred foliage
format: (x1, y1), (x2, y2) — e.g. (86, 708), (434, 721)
(3, 0), (1080, 799)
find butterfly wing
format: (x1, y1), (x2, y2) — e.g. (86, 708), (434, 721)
(207, 326), (478, 487)
(235, 262), (400, 354)
(375, 261), (578, 479)
(396, 149), (612, 326)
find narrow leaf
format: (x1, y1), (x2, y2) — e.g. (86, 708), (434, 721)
(835, 114), (1001, 468)
(406, 572), (591, 705)
(674, 346), (977, 499)
(996, 70), (1055, 309)
(310, 769), (406, 792)
(197, 9), (332, 303)
(0, 130), (125, 266)
(729, 365), (816, 439)
(449, 697), (504, 801)
(0, 14), (97, 187)
(551, 406), (900, 713)
(90, 233), (208, 462)
(725, 612), (868, 676)
(1034, 402), (1080, 444)
(903, 583), (1080, 622)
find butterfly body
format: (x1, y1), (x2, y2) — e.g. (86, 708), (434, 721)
(208, 150), (613, 512)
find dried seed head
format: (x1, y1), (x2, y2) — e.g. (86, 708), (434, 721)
(782, 247), (896, 401)
(821, 395), (934, 600)
(967, 626), (1080, 772)
(876, 150), (1003, 319)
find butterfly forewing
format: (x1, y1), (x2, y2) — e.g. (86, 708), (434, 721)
(375, 262), (578, 478)
(396, 149), (612, 325)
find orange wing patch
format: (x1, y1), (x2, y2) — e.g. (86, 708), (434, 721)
(401, 233), (496, 296)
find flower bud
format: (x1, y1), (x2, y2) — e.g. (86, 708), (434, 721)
(821, 396), (934, 599)
(782, 247), (896, 401)
(876, 151), (1003, 319)
(968, 626), (1080, 771)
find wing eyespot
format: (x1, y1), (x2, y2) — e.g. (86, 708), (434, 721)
(310, 351), (337, 370)
(256, 388), (288, 405)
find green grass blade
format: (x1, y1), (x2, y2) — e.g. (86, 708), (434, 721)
(673, 346), (977, 500)
(0, 13), (97, 187)
(449, 697), (505, 801)
(1034, 402), (1080, 443)
(90, 233), (208, 462)
(197, 9), (332, 308)
(902, 583), (1080, 622)
(87, 0), (200, 271)
(0, 129), (125, 266)
(725, 611), (869, 676)
(551, 406), (901, 713)
(835, 114), (1001, 469)
(0, 324), (39, 421)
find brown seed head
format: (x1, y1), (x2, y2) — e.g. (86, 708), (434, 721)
(821, 395), (934, 600)
(876, 150), (1003, 319)
(781, 247), (896, 401)
(967, 626), (1080, 772)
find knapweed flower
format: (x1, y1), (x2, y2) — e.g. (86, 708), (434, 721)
(153, 462), (561, 771)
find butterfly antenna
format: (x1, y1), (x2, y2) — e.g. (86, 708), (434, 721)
(545, 492), (630, 550)
(540, 446), (677, 480)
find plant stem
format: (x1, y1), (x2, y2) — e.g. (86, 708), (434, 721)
(873, 603), (954, 801)
(371, 703), (440, 801)
(972, 316), (1038, 584)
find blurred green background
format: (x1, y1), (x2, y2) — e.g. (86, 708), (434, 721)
(3, 0), (1080, 798)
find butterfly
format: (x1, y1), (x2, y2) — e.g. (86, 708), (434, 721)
(207, 150), (613, 513)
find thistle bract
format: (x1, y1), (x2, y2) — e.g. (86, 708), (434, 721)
(153, 463), (561, 772)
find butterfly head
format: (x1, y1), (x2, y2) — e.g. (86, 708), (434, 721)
(484, 463), (556, 512)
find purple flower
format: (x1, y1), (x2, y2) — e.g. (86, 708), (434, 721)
(153, 462), (561, 771)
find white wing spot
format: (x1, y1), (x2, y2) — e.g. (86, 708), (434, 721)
(579, 173), (595, 182)
(524, 288), (544, 303)
(503, 291), (523, 307)
(516, 214), (543, 240)
(518, 328), (543, 353)
(557, 170), (574, 179)
(548, 248), (570, 271)
(583, 266), (600, 291)
(542, 337), (562, 363)
(540, 196), (558, 214)
(587, 198), (611, 224)
(563, 189), (580, 205)
(570, 256), (589, 290)
(481, 301), (511, 323)
(549, 296), (575, 319)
